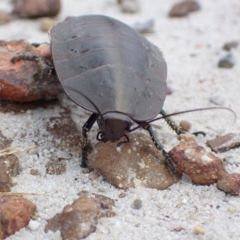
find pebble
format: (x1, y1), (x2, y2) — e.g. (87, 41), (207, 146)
(217, 173), (240, 196)
(193, 225), (205, 235)
(133, 19), (155, 34)
(28, 220), (41, 231)
(118, 0), (139, 13)
(209, 96), (224, 105)
(222, 40), (239, 51)
(179, 120), (191, 132)
(169, 0), (200, 18)
(169, 134), (227, 185)
(207, 133), (240, 152)
(88, 133), (180, 190)
(218, 53), (235, 68)
(133, 199), (142, 209)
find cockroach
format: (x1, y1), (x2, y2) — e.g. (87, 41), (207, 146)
(11, 15), (234, 172)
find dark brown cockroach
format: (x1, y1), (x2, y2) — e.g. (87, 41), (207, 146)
(11, 15), (234, 172)
(49, 15), (176, 169)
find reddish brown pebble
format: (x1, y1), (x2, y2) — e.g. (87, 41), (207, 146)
(207, 133), (240, 152)
(0, 40), (61, 102)
(217, 173), (240, 196)
(0, 195), (36, 239)
(45, 194), (100, 240)
(30, 169), (38, 175)
(46, 162), (66, 175)
(12, 0), (61, 18)
(118, 192), (127, 198)
(169, 0), (200, 17)
(179, 120), (191, 132)
(223, 41), (239, 51)
(89, 133), (180, 190)
(169, 134), (226, 185)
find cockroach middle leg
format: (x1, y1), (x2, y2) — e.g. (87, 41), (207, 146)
(81, 113), (99, 168)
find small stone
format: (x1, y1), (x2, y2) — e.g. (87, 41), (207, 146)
(217, 173), (240, 196)
(169, 134), (227, 185)
(118, 192), (127, 198)
(82, 168), (91, 174)
(223, 41), (239, 51)
(0, 11), (13, 25)
(88, 133), (180, 190)
(218, 53), (235, 68)
(30, 169), (39, 175)
(209, 96), (224, 105)
(207, 133), (240, 152)
(133, 199), (142, 209)
(12, 0), (61, 18)
(169, 0), (200, 18)
(193, 225), (205, 235)
(179, 120), (191, 132)
(119, 0), (140, 13)
(0, 154), (20, 192)
(0, 195), (37, 239)
(28, 219), (41, 231)
(173, 226), (184, 232)
(133, 19), (154, 34)
(39, 17), (56, 32)
(46, 162), (66, 175)
(88, 172), (100, 181)
(45, 194), (100, 240)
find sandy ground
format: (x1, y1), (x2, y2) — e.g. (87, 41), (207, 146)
(0, 0), (240, 239)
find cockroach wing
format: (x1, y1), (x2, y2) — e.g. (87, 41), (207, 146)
(50, 15), (167, 121)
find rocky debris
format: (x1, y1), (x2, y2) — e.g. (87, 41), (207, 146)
(217, 173), (240, 196)
(0, 11), (13, 25)
(12, 0), (61, 18)
(179, 120), (191, 132)
(90, 192), (116, 218)
(168, 134), (226, 185)
(45, 161), (66, 175)
(207, 133), (240, 152)
(118, 0), (140, 13)
(88, 133), (180, 189)
(30, 169), (39, 175)
(133, 19), (155, 34)
(0, 40), (61, 102)
(218, 53), (235, 68)
(45, 192), (115, 240)
(193, 225), (205, 235)
(222, 41), (239, 51)
(0, 132), (20, 192)
(46, 108), (81, 155)
(169, 0), (200, 17)
(0, 195), (37, 239)
(39, 17), (56, 32)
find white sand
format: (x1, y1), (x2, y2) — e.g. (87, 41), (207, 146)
(0, 0), (240, 239)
